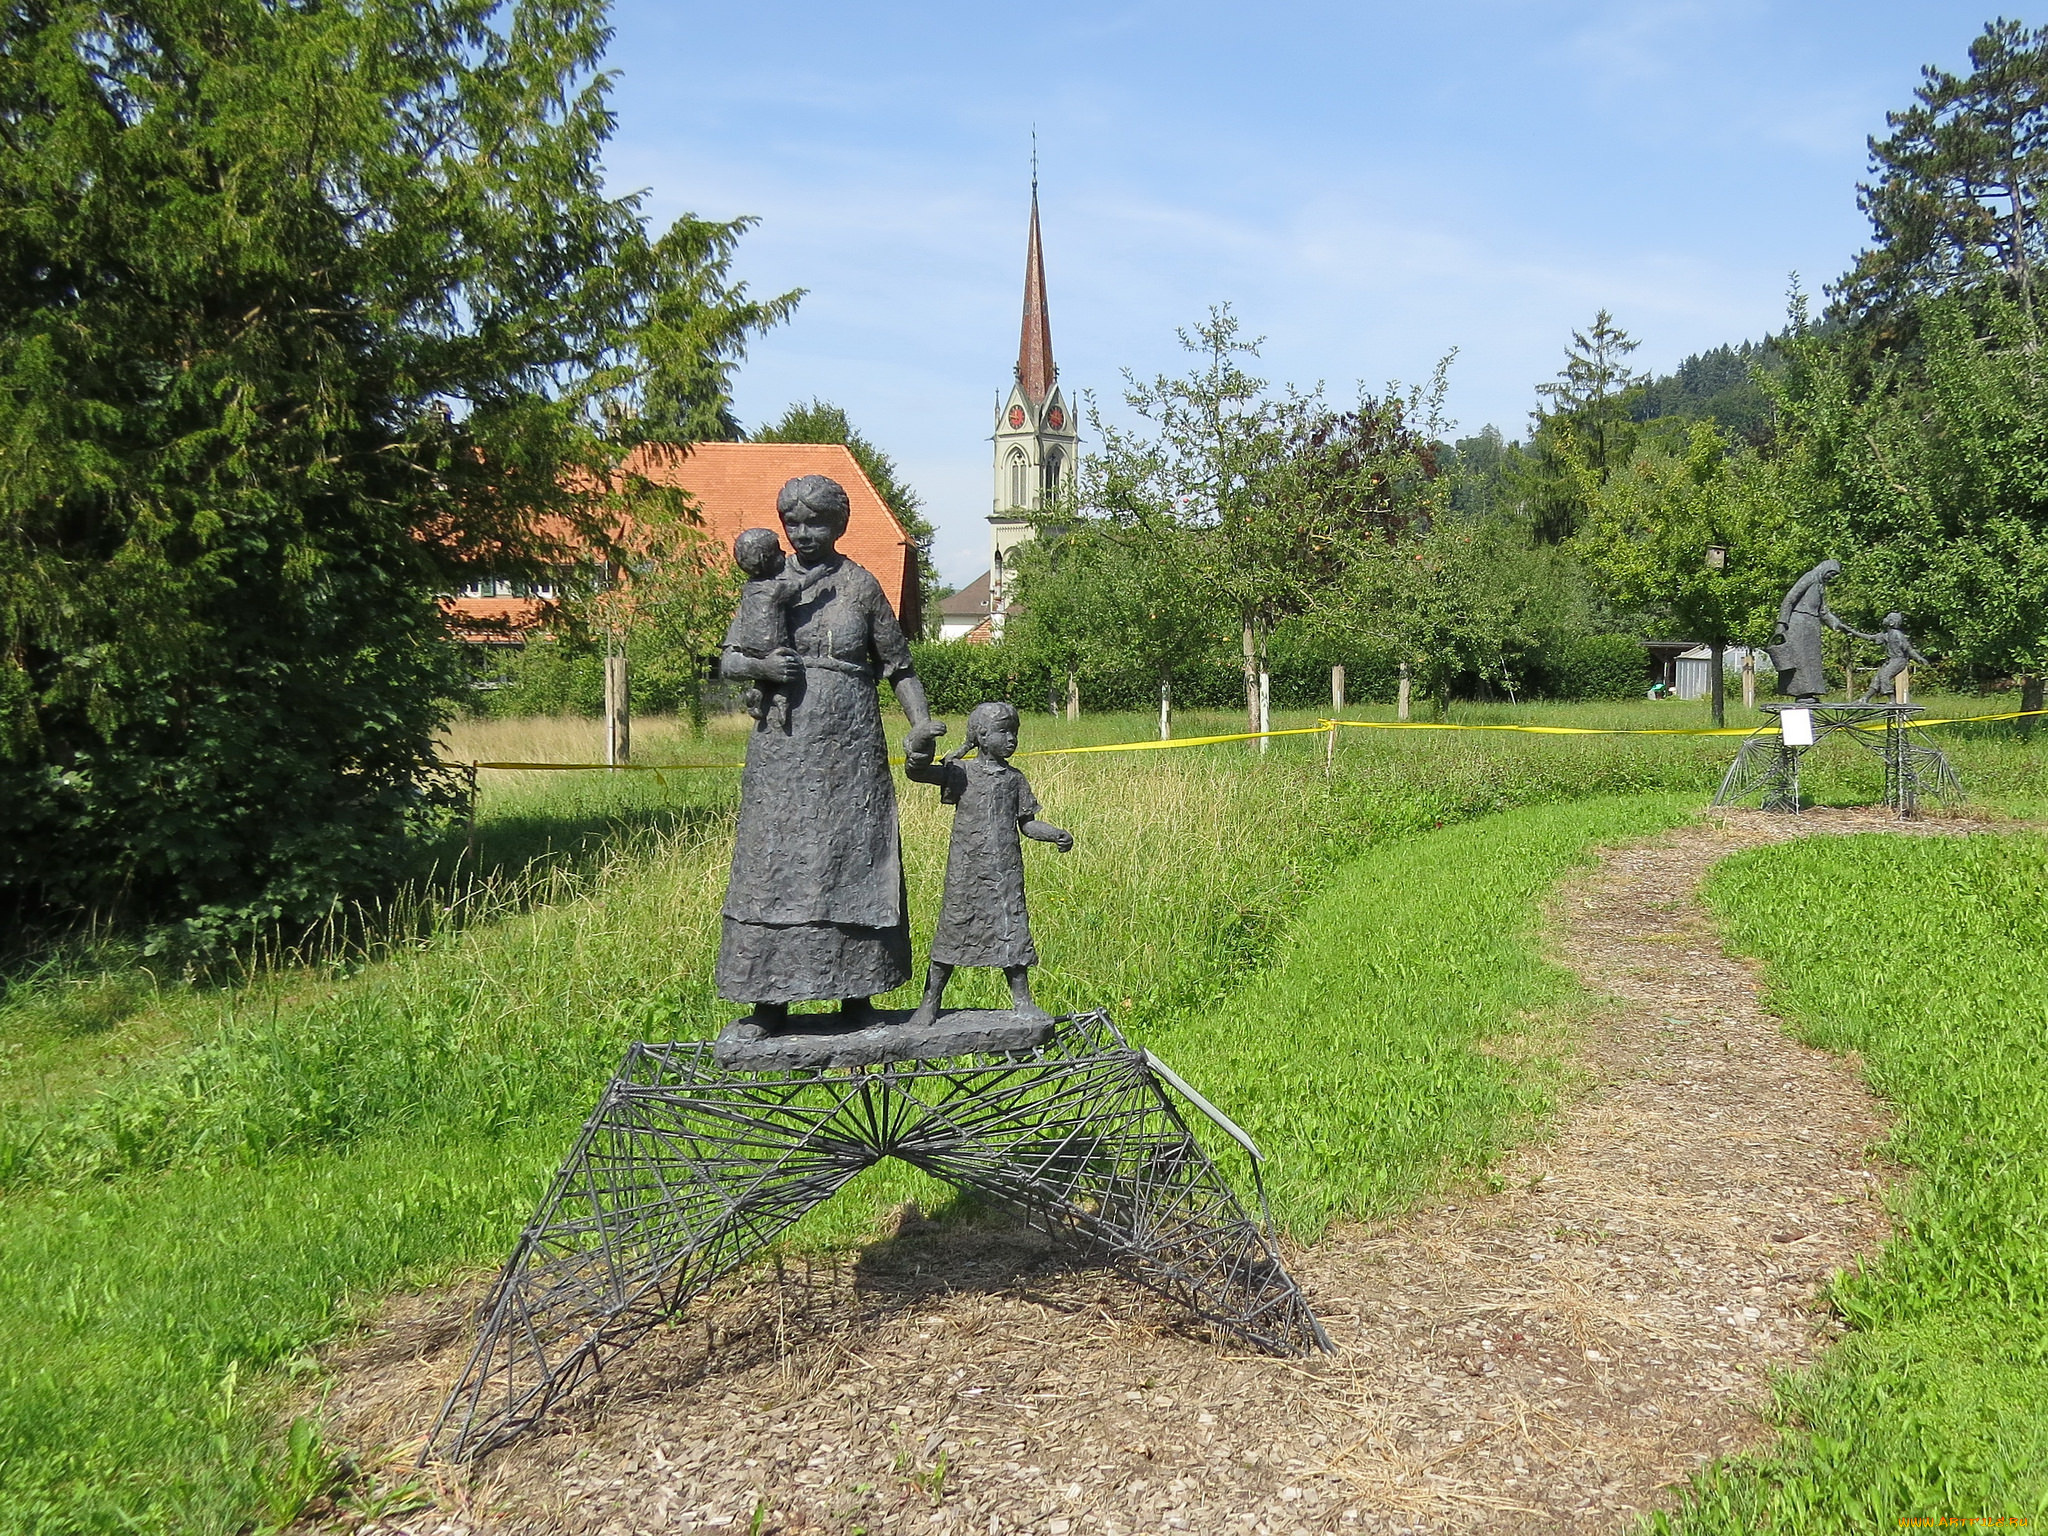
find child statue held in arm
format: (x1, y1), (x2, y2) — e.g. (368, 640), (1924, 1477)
(904, 702), (1073, 1026)
(728, 526), (827, 731)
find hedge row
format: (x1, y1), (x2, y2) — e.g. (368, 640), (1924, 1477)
(461, 632), (1651, 719)
(907, 634), (1647, 716)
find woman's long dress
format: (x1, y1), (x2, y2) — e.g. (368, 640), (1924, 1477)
(714, 554), (916, 1004)
(1768, 575), (1831, 699)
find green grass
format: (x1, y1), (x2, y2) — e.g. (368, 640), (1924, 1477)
(0, 701), (2040, 1533)
(1152, 793), (1695, 1237)
(1666, 833), (2048, 1529)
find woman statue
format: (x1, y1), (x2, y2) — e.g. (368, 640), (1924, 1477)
(1766, 558), (1848, 705)
(715, 475), (945, 1032)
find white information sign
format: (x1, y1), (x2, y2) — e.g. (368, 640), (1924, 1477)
(1780, 708), (1815, 747)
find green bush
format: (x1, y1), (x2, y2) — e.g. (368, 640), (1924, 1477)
(468, 641), (603, 718)
(1266, 638), (1402, 708)
(911, 639), (1401, 718)
(467, 636), (725, 722)
(907, 641), (1043, 716)
(1540, 634), (1646, 700)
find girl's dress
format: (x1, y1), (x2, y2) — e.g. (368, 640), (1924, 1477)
(908, 754), (1041, 968)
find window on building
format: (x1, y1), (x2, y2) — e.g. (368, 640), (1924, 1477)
(1008, 448), (1029, 509)
(460, 576), (529, 599)
(1042, 448), (1063, 498)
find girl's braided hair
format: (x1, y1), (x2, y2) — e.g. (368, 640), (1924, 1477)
(942, 701), (1021, 767)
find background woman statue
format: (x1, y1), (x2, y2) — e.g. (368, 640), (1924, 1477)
(715, 475), (944, 1032)
(1767, 558), (1848, 704)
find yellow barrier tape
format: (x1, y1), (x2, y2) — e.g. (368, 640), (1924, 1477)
(471, 760), (737, 772)
(464, 705), (2046, 774)
(1903, 706), (2048, 728)
(1330, 705), (2048, 737)
(1328, 718), (1761, 737)
(1028, 724), (1333, 756)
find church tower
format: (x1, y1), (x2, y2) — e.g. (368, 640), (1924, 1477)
(988, 173), (1077, 622)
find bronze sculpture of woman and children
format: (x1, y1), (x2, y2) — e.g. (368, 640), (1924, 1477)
(713, 474), (1071, 1061)
(1765, 557), (1930, 705)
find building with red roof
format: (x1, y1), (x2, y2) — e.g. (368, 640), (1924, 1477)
(444, 441), (920, 643)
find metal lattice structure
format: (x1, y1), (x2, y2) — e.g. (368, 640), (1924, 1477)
(1712, 703), (1963, 815)
(423, 1010), (1329, 1465)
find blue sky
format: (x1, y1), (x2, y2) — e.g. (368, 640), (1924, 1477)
(601, 1), (2007, 585)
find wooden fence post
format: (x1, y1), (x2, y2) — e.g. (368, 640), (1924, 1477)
(605, 653), (630, 766)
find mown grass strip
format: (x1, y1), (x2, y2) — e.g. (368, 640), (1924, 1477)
(1151, 793), (1694, 1238)
(1667, 832), (2048, 1530)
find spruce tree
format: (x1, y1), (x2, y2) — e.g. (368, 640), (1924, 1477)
(0, 0), (783, 946)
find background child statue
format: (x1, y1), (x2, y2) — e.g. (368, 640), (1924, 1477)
(904, 701), (1073, 1026)
(1850, 611), (1930, 702)
(728, 527), (826, 730)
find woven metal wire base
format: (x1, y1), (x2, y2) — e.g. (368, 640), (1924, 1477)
(423, 1010), (1329, 1464)
(1712, 704), (1963, 815)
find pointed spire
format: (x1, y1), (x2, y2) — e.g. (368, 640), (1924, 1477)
(1016, 158), (1055, 407)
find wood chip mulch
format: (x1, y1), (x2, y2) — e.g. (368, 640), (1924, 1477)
(308, 805), (1995, 1536)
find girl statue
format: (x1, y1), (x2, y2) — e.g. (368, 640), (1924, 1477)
(1851, 612), (1930, 702)
(1766, 558), (1849, 705)
(714, 476), (944, 1033)
(902, 701), (1073, 1026)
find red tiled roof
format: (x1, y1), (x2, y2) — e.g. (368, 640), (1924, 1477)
(624, 443), (916, 623)
(443, 441), (919, 638)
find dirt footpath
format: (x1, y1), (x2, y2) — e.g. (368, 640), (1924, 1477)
(321, 807), (1981, 1536)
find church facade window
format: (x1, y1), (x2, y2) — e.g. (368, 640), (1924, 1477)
(1009, 448), (1030, 510)
(1042, 447), (1063, 498)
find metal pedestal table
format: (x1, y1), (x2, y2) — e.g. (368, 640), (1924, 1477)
(423, 1010), (1329, 1464)
(1711, 702), (1961, 815)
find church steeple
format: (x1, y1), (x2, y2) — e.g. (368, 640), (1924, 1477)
(987, 157), (1078, 632)
(1016, 173), (1055, 406)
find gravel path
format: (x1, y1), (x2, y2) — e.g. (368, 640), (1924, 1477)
(316, 806), (1983, 1536)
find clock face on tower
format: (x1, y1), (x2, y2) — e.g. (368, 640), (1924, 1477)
(1008, 405), (1026, 429)
(1046, 404), (1065, 431)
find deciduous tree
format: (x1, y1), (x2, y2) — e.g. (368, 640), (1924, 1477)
(1343, 517), (1585, 716)
(1083, 306), (1449, 732)
(1005, 527), (1221, 736)
(1770, 292), (2048, 701)
(1573, 424), (1803, 723)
